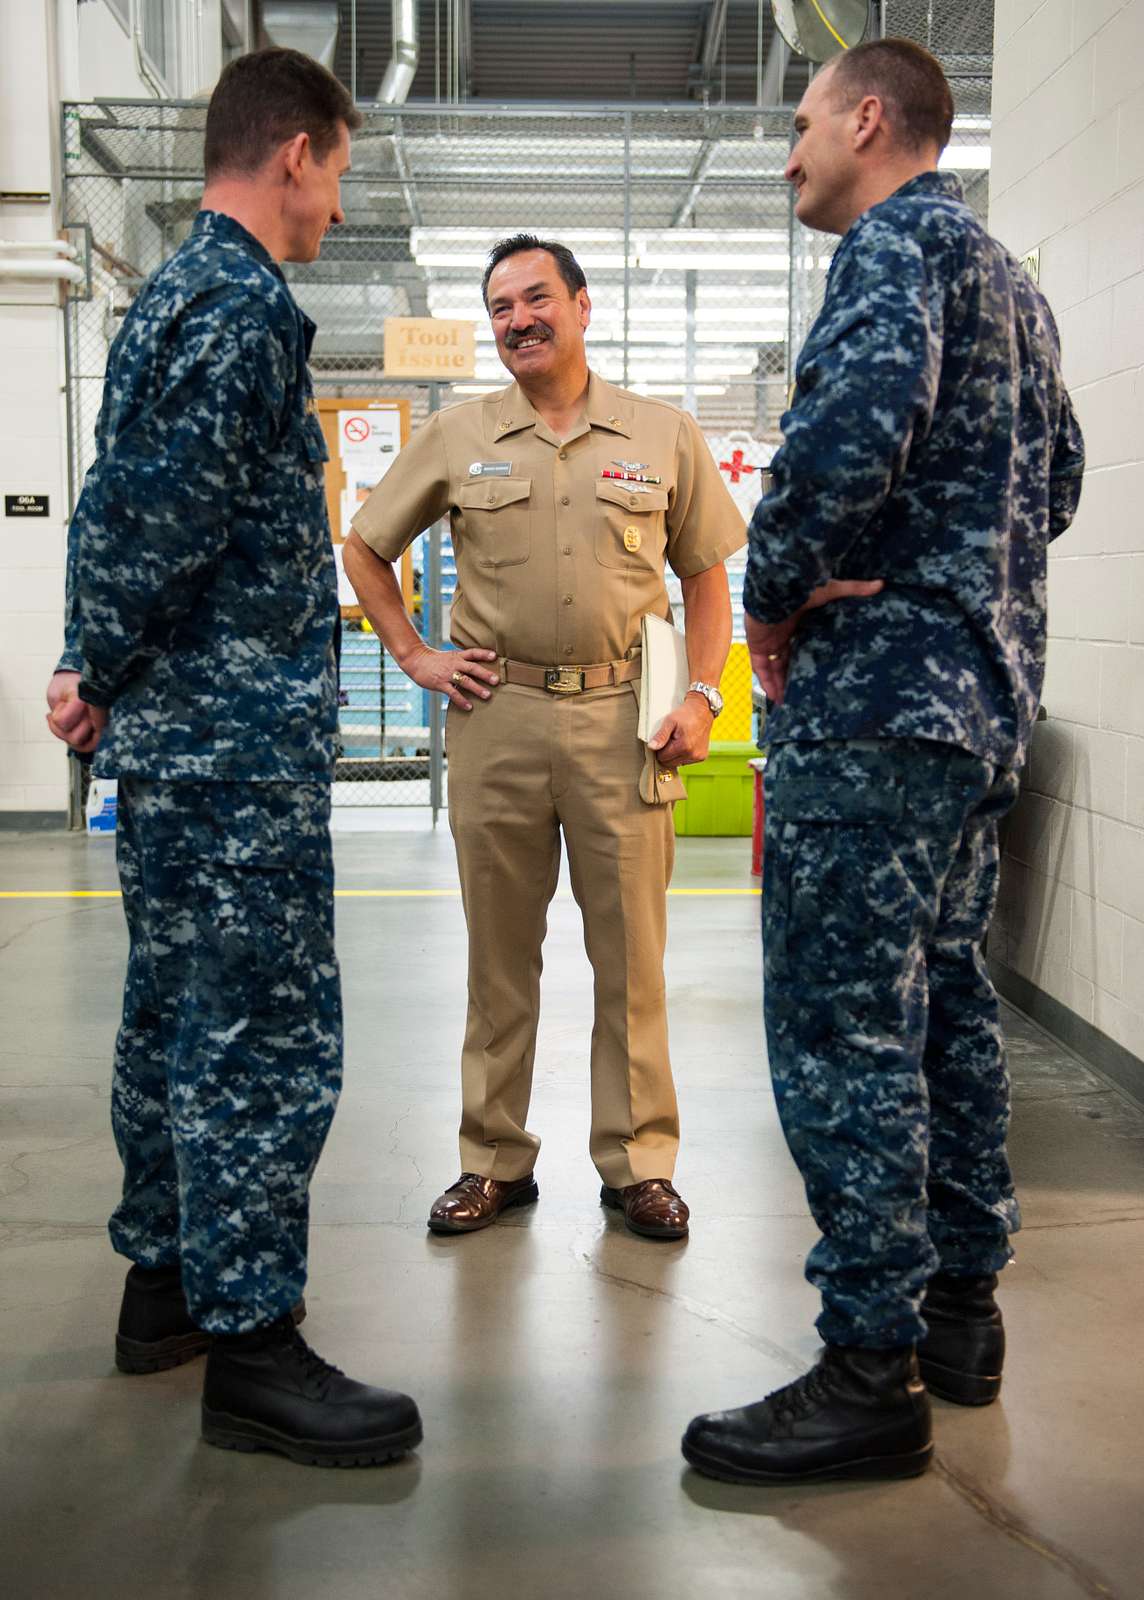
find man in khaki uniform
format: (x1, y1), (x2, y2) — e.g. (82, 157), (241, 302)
(343, 233), (744, 1240)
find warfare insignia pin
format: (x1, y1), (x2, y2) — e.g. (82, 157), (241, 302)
(623, 526), (642, 552)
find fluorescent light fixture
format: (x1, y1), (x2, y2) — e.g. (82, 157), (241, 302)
(412, 226), (629, 273)
(416, 250), (628, 270)
(450, 384), (503, 393)
(637, 252), (790, 272)
(415, 227), (806, 277)
(940, 145), (991, 171)
(638, 229), (789, 248)
(630, 384), (728, 396)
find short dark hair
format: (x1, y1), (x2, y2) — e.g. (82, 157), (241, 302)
(481, 233), (588, 310)
(204, 47), (363, 180)
(828, 37), (954, 153)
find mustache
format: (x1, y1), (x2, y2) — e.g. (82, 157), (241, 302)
(504, 325), (552, 349)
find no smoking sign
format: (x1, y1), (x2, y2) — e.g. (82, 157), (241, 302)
(343, 415), (371, 444)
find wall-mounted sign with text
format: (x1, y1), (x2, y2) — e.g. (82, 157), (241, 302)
(5, 494), (50, 517)
(383, 317), (476, 380)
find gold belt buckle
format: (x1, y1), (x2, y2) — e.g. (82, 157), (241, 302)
(544, 666), (585, 694)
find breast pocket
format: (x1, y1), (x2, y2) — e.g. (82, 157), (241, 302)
(457, 477), (532, 568)
(594, 480), (669, 570)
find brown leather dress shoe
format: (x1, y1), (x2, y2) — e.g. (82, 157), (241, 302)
(600, 1179), (689, 1240)
(427, 1172), (539, 1234)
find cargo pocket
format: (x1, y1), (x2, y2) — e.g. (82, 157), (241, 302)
(766, 765), (910, 985)
(458, 477), (532, 567)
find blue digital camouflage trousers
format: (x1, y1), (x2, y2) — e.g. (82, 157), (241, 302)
(109, 778), (342, 1334)
(763, 738), (1022, 1349)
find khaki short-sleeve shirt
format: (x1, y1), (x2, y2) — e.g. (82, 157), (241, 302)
(351, 371), (746, 665)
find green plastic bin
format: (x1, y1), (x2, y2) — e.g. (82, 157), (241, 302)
(673, 740), (763, 836)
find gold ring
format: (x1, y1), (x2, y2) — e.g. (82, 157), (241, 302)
(451, 670), (465, 685)
(766, 652), (782, 660)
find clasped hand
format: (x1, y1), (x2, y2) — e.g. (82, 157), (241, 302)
(45, 671), (107, 754)
(746, 578), (884, 707)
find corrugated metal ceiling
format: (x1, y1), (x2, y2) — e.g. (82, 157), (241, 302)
(324, 1), (818, 105)
(310, 1), (988, 110)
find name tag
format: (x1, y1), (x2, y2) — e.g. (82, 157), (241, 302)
(468, 461), (512, 477)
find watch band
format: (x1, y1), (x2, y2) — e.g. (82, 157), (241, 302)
(687, 680), (722, 716)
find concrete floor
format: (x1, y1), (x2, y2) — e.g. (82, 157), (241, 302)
(2, 824), (1143, 1600)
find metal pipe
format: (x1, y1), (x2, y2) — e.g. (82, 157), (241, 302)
(378, 0), (419, 105)
(261, 2), (340, 69)
(700, 0), (729, 80)
(130, 0), (167, 96)
(0, 259), (86, 282)
(0, 240), (78, 255)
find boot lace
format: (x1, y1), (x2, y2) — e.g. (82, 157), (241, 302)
(289, 1328), (345, 1396)
(766, 1357), (836, 1423)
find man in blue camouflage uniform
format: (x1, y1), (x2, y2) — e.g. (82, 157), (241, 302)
(684, 39), (1084, 1486)
(46, 49), (420, 1468)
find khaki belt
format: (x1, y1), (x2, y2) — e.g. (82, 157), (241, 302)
(501, 654), (641, 695)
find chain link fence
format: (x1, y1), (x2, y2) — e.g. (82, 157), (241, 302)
(61, 91), (989, 813)
(881, 1), (994, 119)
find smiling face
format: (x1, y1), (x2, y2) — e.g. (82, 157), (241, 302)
(282, 121), (352, 264)
(485, 249), (591, 386)
(785, 63), (864, 236)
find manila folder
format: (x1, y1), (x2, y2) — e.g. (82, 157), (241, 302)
(638, 612), (689, 743)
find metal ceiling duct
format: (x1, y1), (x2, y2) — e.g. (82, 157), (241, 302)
(378, 0), (420, 105)
(261, 1), (340, 69)
(771, 0), (869, 63)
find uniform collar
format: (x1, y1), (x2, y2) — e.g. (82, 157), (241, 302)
(583, 373), (633, 438)
(192, 209), (285, 280)
(887, 169), (965, 205)
(493, 371), (632, 444)
(193, 209), (312, 348)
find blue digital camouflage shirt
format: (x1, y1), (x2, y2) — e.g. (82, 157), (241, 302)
(58, 209), (338, 780)
(745, 171), (1085, 770)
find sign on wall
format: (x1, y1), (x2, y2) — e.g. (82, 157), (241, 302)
(384, 317), (476, 380)
(313, 397), (412, 614)
(5, 494), (50, 517)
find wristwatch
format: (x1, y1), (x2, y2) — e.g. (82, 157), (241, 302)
(687, 680), (724, 718)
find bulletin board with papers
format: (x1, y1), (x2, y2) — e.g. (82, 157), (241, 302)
(315, 397), (412, 616)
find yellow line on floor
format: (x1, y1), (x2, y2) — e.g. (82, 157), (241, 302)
(1, 887), (761, 900)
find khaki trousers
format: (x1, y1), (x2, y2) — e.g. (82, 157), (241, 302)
(446, 681), (679, 1188)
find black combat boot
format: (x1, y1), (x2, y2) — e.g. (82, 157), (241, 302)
(115, 1263), (307, 1375)
(682, 1345), (933, 1485)
(917, 1271), (1004, 1406)
(201, 1314), (422, 1467)
(115, 1263), (210, 1374)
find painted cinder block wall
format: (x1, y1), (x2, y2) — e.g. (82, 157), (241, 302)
(988, 0), (1144, 1062)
